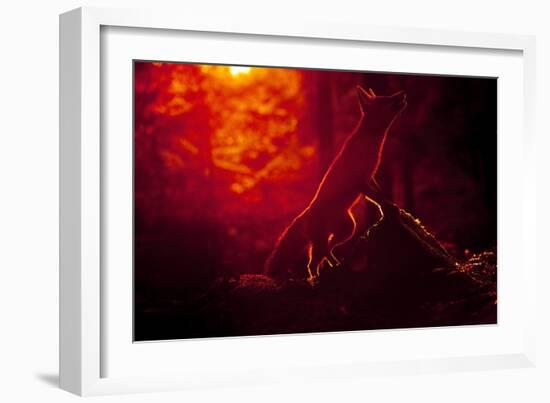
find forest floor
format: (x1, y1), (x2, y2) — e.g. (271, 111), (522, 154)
(135, 203), (496, 341)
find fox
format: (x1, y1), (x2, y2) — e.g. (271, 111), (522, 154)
(264, 86), (407, 281)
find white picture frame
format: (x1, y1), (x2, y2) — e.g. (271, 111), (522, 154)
(60, 6), (537, 396)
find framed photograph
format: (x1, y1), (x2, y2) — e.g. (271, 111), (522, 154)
(60, 7), (537, 396)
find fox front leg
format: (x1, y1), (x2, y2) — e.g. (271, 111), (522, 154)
(327, 196), (362, 267)
(363, 178), (385, 203)
(327, 245), (341, 267)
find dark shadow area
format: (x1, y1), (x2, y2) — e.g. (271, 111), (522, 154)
(135, 202), (496, 341)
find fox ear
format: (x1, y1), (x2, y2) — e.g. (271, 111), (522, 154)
(356, 86), (374, 114)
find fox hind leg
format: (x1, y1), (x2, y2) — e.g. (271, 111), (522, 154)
(307, 232), (333, 278)
(306, 242), (323, 279)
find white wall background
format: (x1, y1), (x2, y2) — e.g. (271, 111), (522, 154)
(0, 1), (548, 401)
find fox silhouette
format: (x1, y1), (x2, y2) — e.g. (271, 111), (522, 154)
(264, 86), (407, 280)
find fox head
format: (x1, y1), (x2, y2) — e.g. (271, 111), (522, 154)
(356, 86), (407, 132)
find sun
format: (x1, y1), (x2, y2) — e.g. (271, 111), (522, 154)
(229, 66), (252, 76)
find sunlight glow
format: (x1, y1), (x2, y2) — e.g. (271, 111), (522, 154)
(229, 66), (252, 76)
